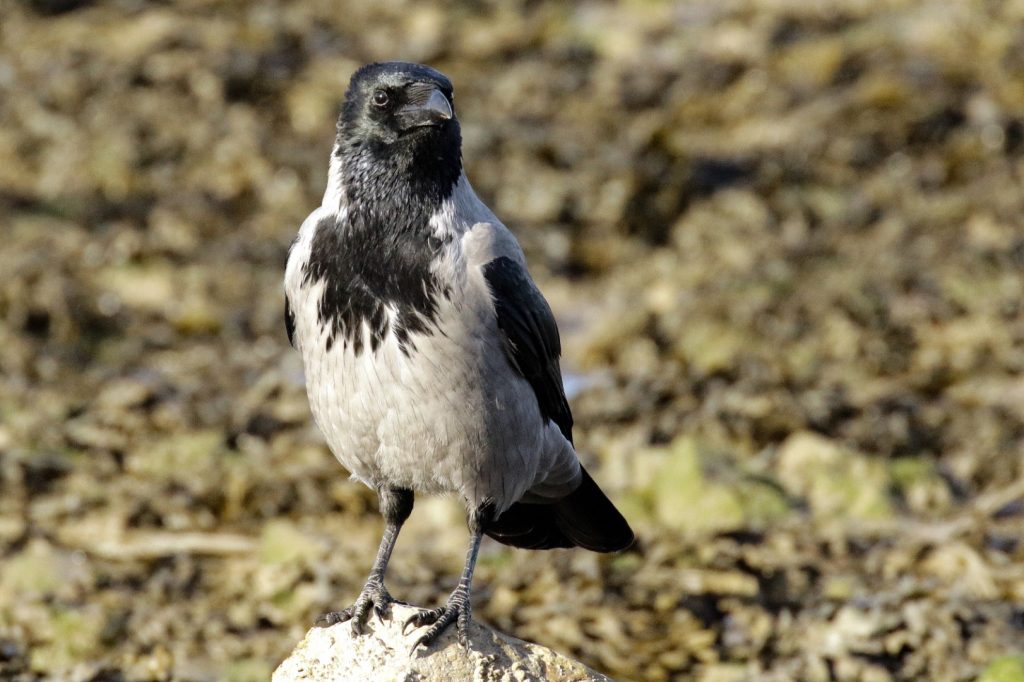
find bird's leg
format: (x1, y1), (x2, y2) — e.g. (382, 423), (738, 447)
(405, 501), (493, 650)
(317, 487), (413, 634)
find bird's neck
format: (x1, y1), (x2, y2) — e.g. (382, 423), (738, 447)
(322, 151), (346, 212)
(321, 138), (494, 253)
(323, 132), (462, 220)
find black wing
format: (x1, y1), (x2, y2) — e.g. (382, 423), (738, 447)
(482, 256), (573, 444)
(285, 295), (296, 348)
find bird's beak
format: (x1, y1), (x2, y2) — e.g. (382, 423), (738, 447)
(397, 84), (453, 130)
(421, 89), (453, 120)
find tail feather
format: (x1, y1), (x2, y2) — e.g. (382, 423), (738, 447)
(486, 468), (634, 552)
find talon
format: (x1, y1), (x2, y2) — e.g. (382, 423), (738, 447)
(317, 582), (393, 633)
(316, 609), (352, 628)
(408, 597), (467, 650)
(457, 611), (472, 648)
(403, 607), (441, 635)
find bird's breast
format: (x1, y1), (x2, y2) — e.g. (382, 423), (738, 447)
(298, 212), (455, 357)
(293, 271), (515, 495)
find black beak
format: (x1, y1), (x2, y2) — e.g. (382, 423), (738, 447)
(396, 83), (453, 130)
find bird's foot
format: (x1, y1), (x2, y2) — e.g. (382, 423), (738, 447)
(316, 579), (393, 635)
(404, 585), (473, 651)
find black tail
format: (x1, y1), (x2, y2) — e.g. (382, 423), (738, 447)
(485, 468), (635, 552)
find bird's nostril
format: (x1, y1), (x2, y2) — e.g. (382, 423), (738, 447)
(404, 81), (440, 105)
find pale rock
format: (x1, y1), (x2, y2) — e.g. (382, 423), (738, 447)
(273, 603), (610, 682)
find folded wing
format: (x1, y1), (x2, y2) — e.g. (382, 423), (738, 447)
(482, 255), (634, 552)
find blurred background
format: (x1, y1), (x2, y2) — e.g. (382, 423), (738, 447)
(1, 0), (1023, 680)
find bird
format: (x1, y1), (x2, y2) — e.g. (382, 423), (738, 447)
(283, 61), (634, 651)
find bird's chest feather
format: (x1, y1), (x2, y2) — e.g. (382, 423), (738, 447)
(285, 210), (497, 489)
(300, 211), (453, 356)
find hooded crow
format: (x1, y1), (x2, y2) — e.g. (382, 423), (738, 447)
(284, 61), (634, 650)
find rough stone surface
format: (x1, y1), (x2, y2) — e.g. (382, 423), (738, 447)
(272, 604), (609, 682)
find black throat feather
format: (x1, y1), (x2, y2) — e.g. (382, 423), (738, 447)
(302, 125), (462, 356)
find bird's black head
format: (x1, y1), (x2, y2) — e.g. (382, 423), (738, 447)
(336, 62), (462, 204)
(340, 62), (456, 142)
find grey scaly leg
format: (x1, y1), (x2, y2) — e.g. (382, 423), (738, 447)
(317, 487), (413, 634)
(405, 502), (493, 650)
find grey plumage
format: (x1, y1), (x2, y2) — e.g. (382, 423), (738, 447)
(284, 61), (633, 649)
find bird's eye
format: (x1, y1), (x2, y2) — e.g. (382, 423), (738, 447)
(372, 90), (390, 107)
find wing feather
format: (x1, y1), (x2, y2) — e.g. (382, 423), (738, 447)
(285, 295), (296, 349)
(482, 256), (573, 444)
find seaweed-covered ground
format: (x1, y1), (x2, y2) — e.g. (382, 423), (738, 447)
(2, 1), (1023, 680)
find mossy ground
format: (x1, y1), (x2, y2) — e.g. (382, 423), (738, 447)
(1, 1), (1022, 680)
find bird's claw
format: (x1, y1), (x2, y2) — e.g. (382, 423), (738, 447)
(402, 607), (444, 636)
(316, 580), (393, 634)
(406, 589), (472, 652)
(315, 608), (354, 628)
